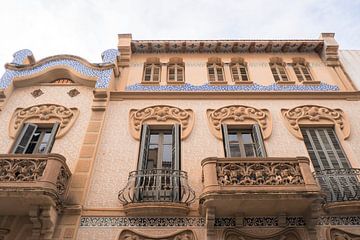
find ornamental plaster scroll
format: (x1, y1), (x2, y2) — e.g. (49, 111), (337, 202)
(281, 105), (350, 140)
(328, 228), (360, 240)
(9, 104), (79, 139)
(206, 105), (272, 140)
(118, 229), (196, 240)
(129, 105), (194, 140)
(223, 228), (302, 240)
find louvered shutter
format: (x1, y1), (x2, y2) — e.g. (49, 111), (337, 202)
(252, 124), (267, 157)
(12, 123), (37, 154)
(137, 124), (150, 170)
(44, 123), (59, 153)
(222, 124), (231, 157)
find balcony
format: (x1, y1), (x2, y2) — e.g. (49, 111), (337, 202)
(200, 157), (321, 216)
(314, 168), (360, 214)
(118, 169), (195, 216)
(0, 154), (71, 215)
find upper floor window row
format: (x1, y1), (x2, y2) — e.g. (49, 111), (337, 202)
(141, 57), (315, 85)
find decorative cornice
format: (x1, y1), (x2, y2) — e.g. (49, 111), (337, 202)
(9, 104), (79, 138)
(0, 49), (119, 89)
(126, 82), (340, 92)
(281, 105), (350, 140)
(131, 40), (324, 54)
(129, 105), (194, 140)
(207, 105), (271, 139)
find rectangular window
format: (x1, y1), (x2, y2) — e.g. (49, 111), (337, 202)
(222, 124), (266, 157)
(12, 123), (59, 154)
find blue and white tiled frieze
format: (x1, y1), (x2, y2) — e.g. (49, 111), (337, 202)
(126, 82), (340, 92)
(0, 49), (119, 89)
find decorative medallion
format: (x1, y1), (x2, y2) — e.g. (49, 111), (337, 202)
(129, 105), (194, 140)
(9, 104), (79, 138)
(118, 229), (196, 240)
(67, 88), (80, 97)
(207, 105), (271, 139)
(30, 89), (44, 98)
(281, 105), (349, 140)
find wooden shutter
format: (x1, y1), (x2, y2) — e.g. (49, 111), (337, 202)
(222, 124), (231, 157)
(44, 123), (60, 153)
(172, 124), (181, 170)
(12, 123), (37, 154)
(137, 124), (150, 170)
(252, 124), (267, 157)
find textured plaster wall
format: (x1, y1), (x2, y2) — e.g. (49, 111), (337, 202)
(85, 99), (360, 210)
(0, 85), (93, 172)
(125, 53), (340, 88)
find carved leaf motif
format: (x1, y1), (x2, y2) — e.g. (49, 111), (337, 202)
(119, 230), (195, 240)
(10, 104), (79, 138)
(56, 166), (70, 197)
(129, 105), (194, 140)
(330, 228), (360, 240)
(207, 105), (271, 139)
(0, 159), (46, 181)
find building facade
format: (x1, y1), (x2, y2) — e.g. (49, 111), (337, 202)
(0, 33), (360, 240)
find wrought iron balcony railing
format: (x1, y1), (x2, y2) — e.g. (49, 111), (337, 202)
(118, 169), (195, 205)
(313, 168), (360, 202)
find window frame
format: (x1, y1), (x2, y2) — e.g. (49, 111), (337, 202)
(292, 62), (313, 82)
(230, 62), (250, 82)
(207, 63), (225, 83)
(167, 63), (185, 84)
(270, 62), (290, 82)
(142, 63), (161, 84)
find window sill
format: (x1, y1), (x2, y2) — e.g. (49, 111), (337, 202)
(302, 80), (321, 85)
(208, 81), (228, 85)
(141, 81), (160, 85)
(166, 81), (185, 85)
(234, 81), (254, 85)
(276, 81), (296, 85)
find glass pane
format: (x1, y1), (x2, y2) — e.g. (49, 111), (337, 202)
(162, 145), (172, 168)
(150, 134), (159, 144)
(25, 143), (36, 154)
(42, 132), (52, 143)
(230, 144), (241, 157)
(244, 144), (256, 157)
(147, 146), (158, 168)
(163, 134), (172, 144)
(242, 133), (253, 144)
(38, 143), (47, 153)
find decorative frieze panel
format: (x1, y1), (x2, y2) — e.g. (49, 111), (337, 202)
(281, 105), (350, 139)
(119, 230), (195, 240)
(0, 159), (46, 181)
(129, 105), (194, 140)
(329, 228), (360, 240)
(217, 162), (304, 186)
(56, 166), (70, 197)
(207, 105), (271, 139)
(9, 104), (79, 138)
(318, 216), (360, 226)
(223, 228), (302, 240)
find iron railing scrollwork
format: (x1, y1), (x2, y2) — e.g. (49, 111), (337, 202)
(118, 169), (195, 205)
(313, 168), (360, 202)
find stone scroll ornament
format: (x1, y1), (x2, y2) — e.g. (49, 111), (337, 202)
(9, 104), (79, 138)
(207, 105), (272, 139)
(118, 229), (196, 240)
(281, 105), (350, 140)
(329, 228), (360, 240)
(129, 105), (194, 140)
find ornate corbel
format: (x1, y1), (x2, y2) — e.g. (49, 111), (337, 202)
(281, 105), (349, 140)
(129, 105), (194, 140)
(206, 105), (272, 139)
(9, 104), (79, 138)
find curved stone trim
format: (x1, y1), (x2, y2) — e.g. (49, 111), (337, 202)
(328, 228), (360, 240)
(118, 229), (196, 240)
(281, 105), (350, 140)
(207, 105), (271, 139)
(0, 49), (118, 89)
(9, 104), (79, 138)
(129, 105), (194, 140)
(223, 228), (302, 240)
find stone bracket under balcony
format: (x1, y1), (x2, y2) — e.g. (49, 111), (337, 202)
(0, 153), (71, 215)
(200, 156), (321, 217)
(118, 169), (195, 216)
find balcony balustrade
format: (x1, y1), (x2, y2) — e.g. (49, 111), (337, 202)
(0, 153), (71, 215)
(118, 169), (195, 216)
(200, 156), (321, 216)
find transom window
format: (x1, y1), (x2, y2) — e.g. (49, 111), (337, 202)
(143, 63), (161, 83)
(270, 62), (289, 82)
(12, 123), (59, 154)
(167, 63), (184, 83)
(207, 62), (225, 83)
(230, 63), (249, 82)
(222, 124), (266, 157)
(293, 63), (313, 81)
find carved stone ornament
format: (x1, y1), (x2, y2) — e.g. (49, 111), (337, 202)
(207, 105), (271, 139)
(223, 228), (302, 240)
(281, 105), (350, 140)
(118, 229), (196, 240)
(129, 105), (194, 140)
(0, 159), (46, 181)
(9, 104), (79, 138)
(67, 88), (80, 97)
(31, 89), (44, 98)
(329, 228), (360, 240)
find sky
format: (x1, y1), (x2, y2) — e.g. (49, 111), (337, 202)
(0, 0), (359, 67)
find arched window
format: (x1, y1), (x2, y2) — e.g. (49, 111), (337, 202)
(167, 58), (185, 83)
(207, 58), (225, 83)
(143, 58), (161, 83)
(292, 58), (313, 82)
(230, 58), (249, 82)
(269, 58), (289, 82)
